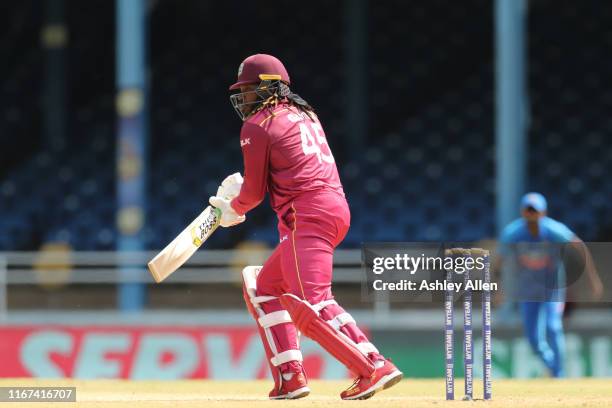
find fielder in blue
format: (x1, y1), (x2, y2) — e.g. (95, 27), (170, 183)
(496, 193), (602, 377)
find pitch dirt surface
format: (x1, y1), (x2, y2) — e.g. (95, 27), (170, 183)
(1, 378), (611, 407)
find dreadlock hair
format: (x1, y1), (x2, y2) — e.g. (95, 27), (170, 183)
(252, 81), (316, 120)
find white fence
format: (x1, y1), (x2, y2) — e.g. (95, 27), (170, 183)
(0, 249), (363, 284)
(0, 249), (399, 321)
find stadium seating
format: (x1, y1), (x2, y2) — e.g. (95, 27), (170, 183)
(1, 0), (611, 250)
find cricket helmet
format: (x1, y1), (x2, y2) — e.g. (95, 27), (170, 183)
(229, 54), (292, 121)
(229, 54), (290, 90)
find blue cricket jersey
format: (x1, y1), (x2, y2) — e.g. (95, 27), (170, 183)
(498, 217), (576, 301)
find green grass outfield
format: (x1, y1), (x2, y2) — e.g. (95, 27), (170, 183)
(0, 378), (610, 407)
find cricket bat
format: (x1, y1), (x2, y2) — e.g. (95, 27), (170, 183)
(148, 206), (222, 283)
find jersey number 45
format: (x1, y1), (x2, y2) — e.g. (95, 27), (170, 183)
(299, 122), (335, 164)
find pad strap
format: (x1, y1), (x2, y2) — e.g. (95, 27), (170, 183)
(251, 295), (277, 306)
(328, 312), (356, 330)
(258, 310), (293, 328)
(271, 349), (303, 366)
(356, 342), (379, 355)
(313, 299), (337, 312)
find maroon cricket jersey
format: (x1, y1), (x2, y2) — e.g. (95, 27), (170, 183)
(230, 103), (345, 216)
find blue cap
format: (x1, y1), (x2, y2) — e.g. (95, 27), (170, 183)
(520, 192), (547, 212)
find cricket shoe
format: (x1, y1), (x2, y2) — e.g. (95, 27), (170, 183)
(269, 371), (310, 400)
(340, 359), (403, 400)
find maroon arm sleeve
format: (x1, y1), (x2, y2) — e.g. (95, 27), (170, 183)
(230, 122), (270, 215)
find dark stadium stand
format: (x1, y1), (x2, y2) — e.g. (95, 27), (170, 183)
(528, 0), (612, 240)
(1, 0), (611, 250)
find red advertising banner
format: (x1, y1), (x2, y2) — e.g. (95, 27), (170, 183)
(0, 326), (347, 379)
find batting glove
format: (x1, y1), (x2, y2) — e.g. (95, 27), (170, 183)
(209, 196), (246, 227)
(216, 172), (243, 200)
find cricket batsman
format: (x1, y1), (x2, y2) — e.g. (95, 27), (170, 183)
(208, 54), (403, 399)
(496, 193), (603, 377)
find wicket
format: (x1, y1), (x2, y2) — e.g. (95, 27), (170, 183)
(444, 248), (492, 401)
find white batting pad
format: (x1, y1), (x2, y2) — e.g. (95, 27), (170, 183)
(242, 265), (262, 299)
